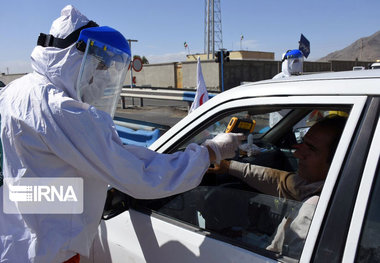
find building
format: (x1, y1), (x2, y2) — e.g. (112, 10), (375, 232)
(186, 50), (274, 61)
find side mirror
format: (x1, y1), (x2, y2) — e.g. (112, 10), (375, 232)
(294, 127), (310, 144)
(102, 188), (130, 220)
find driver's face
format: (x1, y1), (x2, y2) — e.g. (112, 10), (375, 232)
(293, 125), (335, 182)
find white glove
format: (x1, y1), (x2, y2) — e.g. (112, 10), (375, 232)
(203, 133), (245, 164)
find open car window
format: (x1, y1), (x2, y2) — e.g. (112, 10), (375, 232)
(178, 109), (292, 149)
(106, 105), (351, 262)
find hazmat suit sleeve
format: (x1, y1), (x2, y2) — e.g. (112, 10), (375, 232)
(44, 96), (210, 199)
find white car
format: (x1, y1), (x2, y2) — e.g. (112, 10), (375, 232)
(84, 70), (380, 263)
(371, 62), (380, 69)
(353, 66), (365, 71)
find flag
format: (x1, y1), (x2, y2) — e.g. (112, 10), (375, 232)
(184, 41), (188, 48)
(189, 57), (209, 113)
(299, 34), (310, 58)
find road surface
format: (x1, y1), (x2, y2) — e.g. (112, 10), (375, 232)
(115, 98), (189, 128)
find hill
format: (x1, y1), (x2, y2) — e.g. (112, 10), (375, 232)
(318, 30), (380, 62)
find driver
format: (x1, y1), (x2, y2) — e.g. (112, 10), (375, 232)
(209, 114), (347, 202)
(208, 115), (347, 258)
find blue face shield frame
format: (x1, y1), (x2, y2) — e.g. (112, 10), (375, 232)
(76, 26), (131, 57)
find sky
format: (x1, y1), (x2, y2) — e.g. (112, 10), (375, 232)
(1, 0), (380, 74)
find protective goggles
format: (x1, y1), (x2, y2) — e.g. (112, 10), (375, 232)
(37, 21), (99, 49)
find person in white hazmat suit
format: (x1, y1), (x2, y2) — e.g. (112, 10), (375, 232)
(0, 5), (243, 263)
(273, 49), (304, 79)
(270, 49), (305, 127)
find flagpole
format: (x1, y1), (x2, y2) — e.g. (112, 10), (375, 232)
(184, 42), (190, 55)
(189, 57), (209, 113)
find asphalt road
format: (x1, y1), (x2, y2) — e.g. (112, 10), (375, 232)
(115, 98), (189, 128)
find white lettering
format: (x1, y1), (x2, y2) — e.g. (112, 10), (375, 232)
(32, 185), (78, 202)
(34, 185), (37, 201)
(64, 186), (78, 202)
(38, 186), (51, 202)
(50, 186), (64, 201)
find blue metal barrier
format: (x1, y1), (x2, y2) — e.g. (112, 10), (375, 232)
(115, 125), (160, 147)
(182, 91), (215, 102)
(120, 87), (218, 108)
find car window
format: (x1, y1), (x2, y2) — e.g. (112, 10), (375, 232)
(293, 110), (348, 143)
(179, 109), (292, 149)
(110, 105), (351, 262)
(139, 187), (315, 260)
(355, 166), (380, 262)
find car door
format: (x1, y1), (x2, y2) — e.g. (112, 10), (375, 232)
(303, 97), (380, 263)
(341, 105), (380, 262)
(86, 94), (368, 263)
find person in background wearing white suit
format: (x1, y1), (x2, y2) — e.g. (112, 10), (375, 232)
(273, 49), (304, 79)
(270, 49), (305, 128)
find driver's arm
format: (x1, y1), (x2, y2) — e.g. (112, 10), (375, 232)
(222, 160), (310, 201)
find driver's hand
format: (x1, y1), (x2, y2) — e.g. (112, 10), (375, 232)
(207, 160), (231, 174)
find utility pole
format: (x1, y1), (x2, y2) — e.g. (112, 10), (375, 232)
(126, 39), (138, 107)
(127, 39), (138, 89)
(215, 49), (230, 92)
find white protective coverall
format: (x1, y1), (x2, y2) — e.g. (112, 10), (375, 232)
(273, 50), (304, 79)
(0, 6), (210, 263)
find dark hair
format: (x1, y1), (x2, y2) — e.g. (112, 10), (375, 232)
(313, 115), (347, 163)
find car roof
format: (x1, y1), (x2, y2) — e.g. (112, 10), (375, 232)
(151, 69), (380, 151)
(216, 69), (380, 101)
(247, 69), (380, 84)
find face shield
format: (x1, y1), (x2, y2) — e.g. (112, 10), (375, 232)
(76, 27), (131, 117)
(37, 23), (131, 117)
(282, 49), (304, 76)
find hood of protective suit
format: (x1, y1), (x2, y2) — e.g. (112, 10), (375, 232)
(30, 5), (90, 100)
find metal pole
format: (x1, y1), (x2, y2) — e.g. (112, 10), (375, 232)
(207, 0), (211, 59)
(127, 39), (138, 106)
(211, 0), (215, 59)
(204, 0), (207, 56)
(128, 39), (138, 89)
(220, 50), (224, 92)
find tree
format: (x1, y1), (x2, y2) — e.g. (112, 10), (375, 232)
(133, 55), (149, 64)
(142, 56), (149, 64)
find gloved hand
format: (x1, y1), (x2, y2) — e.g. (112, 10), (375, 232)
(203, 133), (245, 164)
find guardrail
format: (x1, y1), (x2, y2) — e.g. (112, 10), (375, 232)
(119, 86), (218, 108)
(113, 116), (170, 147)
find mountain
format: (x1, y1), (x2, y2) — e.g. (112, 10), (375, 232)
(318, 31), (380, 62)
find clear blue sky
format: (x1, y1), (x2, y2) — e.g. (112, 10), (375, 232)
(1, 0), (380, 74)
